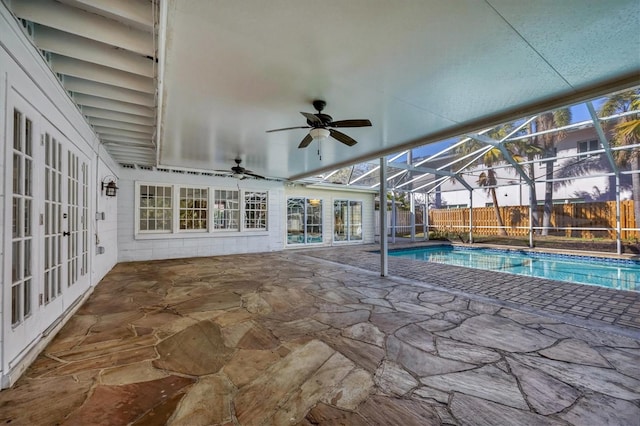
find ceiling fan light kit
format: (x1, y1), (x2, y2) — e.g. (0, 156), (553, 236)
(309, 128), (330, 143)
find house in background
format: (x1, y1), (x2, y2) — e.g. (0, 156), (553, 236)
(436, 125), (627, 209)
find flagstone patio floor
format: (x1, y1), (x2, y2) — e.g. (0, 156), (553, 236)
(1, 245), (639, 425)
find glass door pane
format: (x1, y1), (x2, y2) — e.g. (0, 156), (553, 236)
(349, 201), (363, 240)
(44, 134), (63, 303)
(306, 200), (322, 243)
(334, 201), (348, 241)
(287, 198), (305, 244)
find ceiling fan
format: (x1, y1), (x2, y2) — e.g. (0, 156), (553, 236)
(266, 100), (372, 149)
(216, 158), (265, 179)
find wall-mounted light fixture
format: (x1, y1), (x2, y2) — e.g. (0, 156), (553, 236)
(101, 176), (118, 197)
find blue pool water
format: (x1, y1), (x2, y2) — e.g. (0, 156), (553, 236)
(389, 246), (639, 292)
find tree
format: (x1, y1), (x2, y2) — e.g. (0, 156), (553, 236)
(529, 108), (572, 235)
(600, 89), (640, 231)
(456, 127), (512, 236)
(387, 191), (411, 211)
(504, 137), (543, 231)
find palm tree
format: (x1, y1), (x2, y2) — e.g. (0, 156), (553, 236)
(600, 89), (640, 231)
(530, 108), (572, 235)
(505, 138), (543, 232)
(456, 129), (511, 236)
(477, 149), (508, 236)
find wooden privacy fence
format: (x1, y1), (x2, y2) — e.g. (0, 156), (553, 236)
(429, 200), (639, 240)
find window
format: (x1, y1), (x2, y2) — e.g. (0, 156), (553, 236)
(213, 190), (239, 230)
(577, 139), (600, 159)
(136, 184), (269, 235)
(287, 198), (323, 244)
(139, 185), (172, 232)
(179, 187), (208, 230)
(244, 191), (267, 230)
(334, 200), (362, 241)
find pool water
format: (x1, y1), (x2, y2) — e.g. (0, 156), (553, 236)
(389, 246), (639, 292)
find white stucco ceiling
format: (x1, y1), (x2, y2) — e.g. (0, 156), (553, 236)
(158, 0), (639, 180)
(9, 0), (639, 179)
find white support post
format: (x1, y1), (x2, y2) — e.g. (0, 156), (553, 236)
(391, 194), (396, 244)
(468, 190), (474, 244)
(380, 157), (388, 276)
(529, 184), (534, 248)
(410, 192), (416, 242)
(424, 203), (429, 241)
(616, 175), (622, 255)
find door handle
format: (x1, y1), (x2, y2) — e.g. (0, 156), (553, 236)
(63, 231), (70, 236)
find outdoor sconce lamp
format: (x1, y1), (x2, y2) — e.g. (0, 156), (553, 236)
(101, 176), (118, 197)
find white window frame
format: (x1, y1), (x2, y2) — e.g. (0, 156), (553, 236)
(287, 197), (323, 245)
(333, 199), (363, 242)
(178, 186), (210, 232)
(577, 139), (600, 160)
(138, 184), (173, 234)
(213, 189), (240, 232)
(243, 191), (268, 231)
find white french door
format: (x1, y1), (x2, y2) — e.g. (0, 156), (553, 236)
(41, 122), (91, 319)
(61, 141), (90, 306)
(3, 90), (91, 370)
(4, 94), (39, 367)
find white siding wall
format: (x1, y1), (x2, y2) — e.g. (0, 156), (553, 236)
(93, 157), (120, 281)
(117, 169), (285, 261)
(284, 185), (376, 246)
(0, 5), (119, 387)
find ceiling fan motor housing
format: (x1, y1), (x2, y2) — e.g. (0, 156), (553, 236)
(307, 99), (333, 127)
(232, 158), (244, 173)
(312, 99), (326, 112)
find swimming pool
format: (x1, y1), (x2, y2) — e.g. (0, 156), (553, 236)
(389, 245), (639, 292)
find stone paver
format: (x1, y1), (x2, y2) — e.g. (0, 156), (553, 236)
(0, 249), (638, 425)
(302, 243), (640, 331)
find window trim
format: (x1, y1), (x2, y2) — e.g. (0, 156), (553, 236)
(577, 139), (600, 160)
(213, 188), (240, 232)
(137, 183), (174, 234)
(178, 185), (210, 233)
(243, 190), (269, 231)
(286, 197), (324, 245)
(333, 198), (364, 243)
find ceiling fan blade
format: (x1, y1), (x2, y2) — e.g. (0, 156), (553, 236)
(266, 126), (309, 133)
(244, 172), (265, 179)
(300, 112), (322, 124)
(298, 133), (313, 148)
(329, 129), (358, 146)
(329, 119), (372, 128)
